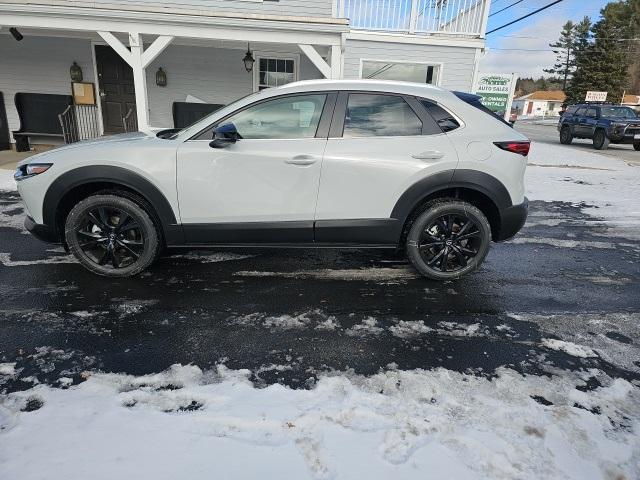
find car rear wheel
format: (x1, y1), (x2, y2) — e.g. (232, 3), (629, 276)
(593, 129), (610, 150)
(406, 199), (492, 281)
(65, 194), (161, 277)
(559, 126), (573, 145)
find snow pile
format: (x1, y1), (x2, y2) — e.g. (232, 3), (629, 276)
(526, 143), (640, 238)
(541, 338), (598, 359)
(1, 364), (638, 480)
(0, 168), (16, 191)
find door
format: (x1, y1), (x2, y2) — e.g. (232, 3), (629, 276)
(315, 92), (459, 243)
(95, 45), (136, 134)
(573, 107), (588, 136)
(526, 101), (534, 114)
(177, 93), (332, 244)
(581, 107), (599, 137)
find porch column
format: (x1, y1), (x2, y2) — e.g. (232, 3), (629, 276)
(330, 45), (343, 79)
(128, 33), (149, 130)
(97, 31), (174, 130)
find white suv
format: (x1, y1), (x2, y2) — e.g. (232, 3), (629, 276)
(15, 80), (529, 280)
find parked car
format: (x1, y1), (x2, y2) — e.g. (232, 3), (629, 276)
(15, 80), (529, 280)
(558, 103), (640, 150)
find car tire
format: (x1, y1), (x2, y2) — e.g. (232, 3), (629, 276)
(64, 194), (161, 277)
(593, 129), (610, 150)
(634, 142), (640, 151)
(559, 126), (573, 145)
(405, 199), (492, 281)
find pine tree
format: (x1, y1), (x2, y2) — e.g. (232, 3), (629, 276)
(544, 21), (576, 91)
(565, 17), (592, 103)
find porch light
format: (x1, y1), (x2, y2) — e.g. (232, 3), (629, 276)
(70, 62), (83, 82)
(242, 44), (255, 73)
(156, 67), (167, 87)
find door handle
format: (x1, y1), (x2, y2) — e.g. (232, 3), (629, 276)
(412, 150), (444, 160)
(285, 155), (319, 166)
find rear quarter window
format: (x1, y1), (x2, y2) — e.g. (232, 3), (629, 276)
(420, 100), (460, 133)
(452, 92), (512, 128)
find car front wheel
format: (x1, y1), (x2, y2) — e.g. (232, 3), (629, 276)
(634, 142), (640, 151)
(559, 126), (573, 144)
(406, 199), (492, 281)
(593, 129), (610, 150)
(64, 194), (161, 277)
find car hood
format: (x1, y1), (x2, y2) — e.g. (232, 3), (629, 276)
(604, 117), (640, 124)
(17, 129), (166, 166)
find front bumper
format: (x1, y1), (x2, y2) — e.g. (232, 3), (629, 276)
(25, 216), (61, 244)
(495, 198), (528, 242)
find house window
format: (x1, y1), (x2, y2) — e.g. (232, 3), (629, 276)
(361, 60), (440, 85)
(257, 58), (296, 91)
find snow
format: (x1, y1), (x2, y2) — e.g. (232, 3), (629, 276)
(541, 339), (598, 358)
(1, 364), (638, 480)
(0, 168), (16, 191)
(0, 363), (17, 376)
(526, 142), (640, 239)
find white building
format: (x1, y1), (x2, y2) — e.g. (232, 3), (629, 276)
(0, 0), (491, 149)
(512, 90), (566, 118)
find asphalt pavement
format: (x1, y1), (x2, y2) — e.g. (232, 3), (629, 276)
(515, 119), (640, 165)
(1, 187), (639, 393)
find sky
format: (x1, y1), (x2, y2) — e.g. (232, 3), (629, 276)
(480, 0), (611, 78)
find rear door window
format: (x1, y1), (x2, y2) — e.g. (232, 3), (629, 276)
(421, 100), (460, 132)
(343, 94), (423, 137)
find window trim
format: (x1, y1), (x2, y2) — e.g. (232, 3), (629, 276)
(330, 91), (440, 139)
(253, 52), (300, 92)
(188, 91), (337, 141)
(358, 58), (444, 86)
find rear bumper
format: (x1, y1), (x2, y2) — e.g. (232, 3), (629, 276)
(25, 216), (60, 244)
(496, 198), (528, 242)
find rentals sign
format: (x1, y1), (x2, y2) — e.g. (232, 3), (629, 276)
(473, 73), (518, 121)
(585, 91), (607, 102)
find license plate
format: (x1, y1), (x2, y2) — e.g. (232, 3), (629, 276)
(635, 134), (640, 140)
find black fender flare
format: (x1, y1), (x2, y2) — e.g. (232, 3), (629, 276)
(390, 169), (513, 224)
(43, 165), (183, 243)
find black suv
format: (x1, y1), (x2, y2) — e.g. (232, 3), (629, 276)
(558, 104), (640, 150)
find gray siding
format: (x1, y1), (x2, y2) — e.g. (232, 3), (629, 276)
(145, 43), (323, 127)
(343, 39), (477, 92)
(0, 35), (95, 143)
(92, 0), (334, 17)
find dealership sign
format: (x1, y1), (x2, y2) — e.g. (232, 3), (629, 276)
(473, 73), (518, 120)
(585, 91), (607, 102)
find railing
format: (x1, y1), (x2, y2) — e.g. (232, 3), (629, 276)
(123, 108), (138, 133)
(58, 105), (100, 144)
(337, 0), (489, 36)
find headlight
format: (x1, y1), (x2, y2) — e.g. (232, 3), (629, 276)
(612, 122), (626, 130)
(14, 163), (53, 181)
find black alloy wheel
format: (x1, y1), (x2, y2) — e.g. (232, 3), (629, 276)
(419, 214), (481, 273)
(75, 206), (144, 269)
(406, 199), (492, 280)
(65, 194), (160, 277)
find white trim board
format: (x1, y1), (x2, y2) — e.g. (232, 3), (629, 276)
(346, 31), (484, 49)
(358, 58), (444, 86)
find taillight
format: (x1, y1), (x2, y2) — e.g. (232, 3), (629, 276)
(494, 141), (530, 156)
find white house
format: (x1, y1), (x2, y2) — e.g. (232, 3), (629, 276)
(0, 0), (491, 149)
(512, 90), (566, 118)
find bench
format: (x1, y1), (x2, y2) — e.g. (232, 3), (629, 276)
(13, 93), (73, 152)
(0, 92), (10, 151)
(172, 102), (224, 129)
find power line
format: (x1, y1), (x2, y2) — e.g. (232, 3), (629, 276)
(489, 0), (525, 18)
(487, 0), (564, 35)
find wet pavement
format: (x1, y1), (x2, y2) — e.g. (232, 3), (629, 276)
(1, 189), (639, 393)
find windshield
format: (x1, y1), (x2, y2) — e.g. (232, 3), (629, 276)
(599, 106), (637, 119)
(162, 91), (263, 139)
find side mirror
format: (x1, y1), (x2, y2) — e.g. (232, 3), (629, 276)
(209, 123), (240, 149)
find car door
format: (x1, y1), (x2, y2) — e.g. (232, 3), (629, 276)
(583, 107), (599, 137)
(315, 92), (459, 244)
(176, 92), (335, 244)
(574, 107), (588, 136)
